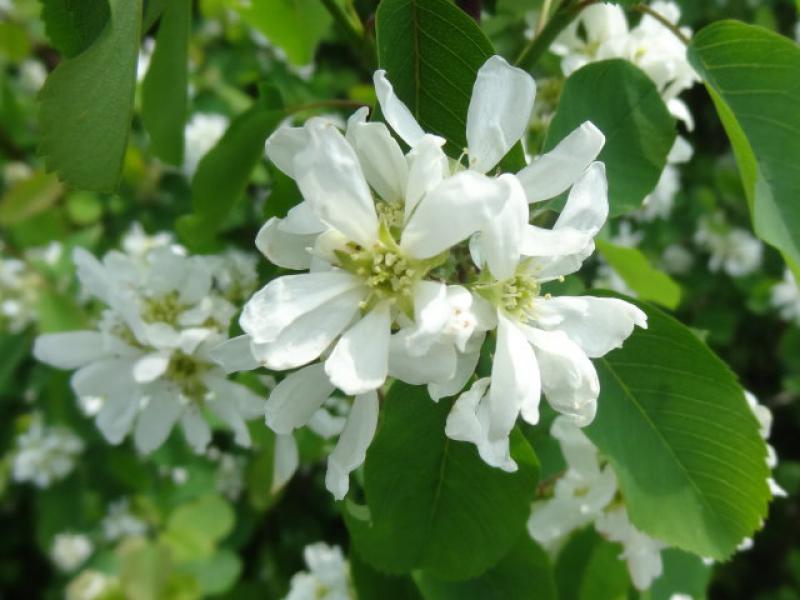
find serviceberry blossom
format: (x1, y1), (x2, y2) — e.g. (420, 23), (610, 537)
(51, 533), (94, 573)
(694, 213), (763, 277)
(101, 498), (148, 541)
(285, 543), (353, 600)
(0, 247), (42, 333)
(222, 54), (644, 495)
(34, 242), (264, 455)
(745, 391), (787, 500)
(183, 112), (229, 177)
(770, 268), (800, 326)
(12, 415), (83, 488)
(529, 416), (667, 590)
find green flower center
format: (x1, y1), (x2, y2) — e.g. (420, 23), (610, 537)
(166, 352), (209, 399)
(141, 291), (183, 324)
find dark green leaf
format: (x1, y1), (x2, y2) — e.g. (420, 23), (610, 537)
(415, 535), (557, 600)
(39, 0), (142, 192)
(176, 99), (284, 247)
(555, 527), (630, 600)
(40, 0), (110, 58)
(350, 551), (424, 600)
(642, 549), (712, 600)
(586, 295), (770, 559)
(688, 21), (800, 274)
(544, 59), (676, 215)
(595, 239), (681, 309)
(142, 0), (191, 165)
(346, 383), (539, 581)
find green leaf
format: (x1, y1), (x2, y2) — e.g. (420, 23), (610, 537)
(142, 0), (191, 165)
(40, 0), (110, 58)
(554, 527), (630, 600)
(0, 22), (32, 62)
(376, 0), (525, 169)
(176, 99), (284, 247)
(688, 21), (800, 275)
(162, 494), (235, 561)
(0, 171), (63, 226)
(544, 59), (676, 215)
(118, 538), (173, 600)
(232, 0), (332, 66)
(346, 383), (540, 581)
(414, 536), (557, 600)
(182, 549), (242, 595)
(641, 549), (712, 600)
(595, 239), (681, 309)
(585, 296), (771, 559)
(39, 0), (142, 192)
(350, 551), (424, 600)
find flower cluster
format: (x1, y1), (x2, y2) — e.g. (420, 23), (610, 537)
(285, 542), (353, 600)
(770, 268), (800, 326)
(33, 240), (264, 455)
(216, 55), (646, 498)
(694, 213), (763, 277)
(0, 246), (43, 333)
(11, 414), (84, 488)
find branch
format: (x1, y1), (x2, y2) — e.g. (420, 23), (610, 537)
(631, 3), (689, 45)
(515, 0), (595, 71)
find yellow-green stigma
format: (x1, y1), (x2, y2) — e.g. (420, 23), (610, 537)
(165, 352), (208, 399)
(501, 274), (540, 317)
(141, 291), (182, 324)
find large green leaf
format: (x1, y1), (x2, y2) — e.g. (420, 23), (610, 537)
(232, 0), (332, 66)
(688, 21), (800, 274)
(350, 551), (424, 600)
(586, 296), (770, 559)
(0, 171), (63, 226)
(376, 0), (525, 169)
(40, 0), (110, 58)
(176, 93), (284, 247)
(595, 239), (681, 310)
(141, 0), (191, 165)
(641, 549), (712, 600)
(39, 0), (142, 192)
(414, 536), (557, 600)
(554, 527), (630, 600)
(544, 59), (676, 215)
(346, 383), (539, 581)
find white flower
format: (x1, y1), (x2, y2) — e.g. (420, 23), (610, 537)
(34, 245), (265, 455)
(183, 113), (229, 177)
(744, 391), (787, 499)
(121, 222), (175, 257)
(694, 214), (763, 277)
(771, 268), (800, 326)
(18, 59), (48, 94)
(0, 251), (41, 333)
(552, 1), (699, 129)
(637, 137), (693, 222)
(661, 244), (694, 275)
(285, 543), (353, 600)
(66, 570), (119, 600)
(51, 533), (94, 572)
(101, 499), (147, 541)
(596, 506), (667, 590)
(12, 415), (83, 488)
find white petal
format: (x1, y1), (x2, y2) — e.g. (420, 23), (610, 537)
(96, 390), (139, 445)
(272, 434), (299, 493)
(525, 327), (600, 427)
(554, 161), (608, 237)
(207, 393), (251, 448)
(519, 224), (592, 257)
(72, 358), (136, 399)
(467, 55), (536, 173)
(516, 122), (605, 203)
(240, 271), (362, 344)
(534, 296), (647, 358)
(401, 170), (508, 259)
(346, 107), (408, 202)
(251, 288), (362, 370)
(33, 331), (109, 369)
(209, 335), (259, 374)
(490, 314), (542, 430)
(265, 125), (309, 178)
(293, 118), (378, 247)
(405, 134), (449, 221)
(132, 352), (170, 384)
(373, 70), (426, 147)
(325, 302), (391, 395)
(667, 134), (693, 164)
(280, 200), (326, 235)
(429, 346), (482, 401)
(133, 387), (183, 453)
(388, 333), (456, 385)
(72, 247), (113, 304)
(265, 363), (335, 434)
(180, 405), (212, 452)
(325, 391), (379, 500)
(206, 376), (265, 419)
(667, 98), (694, 131)
(255, 217), (315, 270)
(404, 281), (450, 355)
(478, 174), (528, 279)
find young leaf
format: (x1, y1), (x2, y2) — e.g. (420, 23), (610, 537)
(142, 0), (191, 166)
(39, 0), (142, 192)
(554, 527), (630, 600)
(176, 99), (284, 247)
(595, 239), (682, 309)
(40, 0), (110, 58)
(414, 536), (557, 600)
(346, 383), (540, 581)
(688, 21), (800, 275)
(544, 59), (676, 216)
(585, 296), (771, 560)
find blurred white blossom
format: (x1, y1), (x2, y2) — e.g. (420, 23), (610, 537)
(12, 415), (83, 488)
(184, 113), (229, 177)
(694, 214), (762, 277)
(285, 543), (353, 600)
(770, 269), (800, 326)
(51, 533), (94, 572)
(101, 498), (147, 541)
